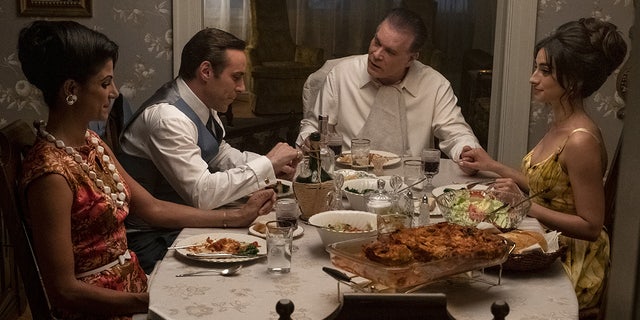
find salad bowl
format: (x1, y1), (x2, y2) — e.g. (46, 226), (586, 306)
(435, 189), (532, 230)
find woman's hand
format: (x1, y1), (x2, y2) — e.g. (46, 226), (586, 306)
(459, 147), (498, 173)
(491, 178), (524, 195)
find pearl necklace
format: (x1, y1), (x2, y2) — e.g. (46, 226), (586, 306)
(37, 123), (127, 208)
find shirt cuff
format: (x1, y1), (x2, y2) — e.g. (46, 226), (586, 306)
(246, 155), (277, 188)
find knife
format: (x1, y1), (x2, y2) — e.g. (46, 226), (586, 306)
(186, 253), (266, 259)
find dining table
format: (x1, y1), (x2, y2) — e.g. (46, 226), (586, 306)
(147, 159), (579, 320)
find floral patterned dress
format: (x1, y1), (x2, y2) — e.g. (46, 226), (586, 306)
(522, 128), (609, 310)
(21, 130), (148, 320)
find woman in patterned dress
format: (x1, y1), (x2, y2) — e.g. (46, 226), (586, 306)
(458, 18), (627, 310)
(17, 21), (276, 319)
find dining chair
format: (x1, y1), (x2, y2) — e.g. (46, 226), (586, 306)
(0, 119), (53, 319)
(277, 295), (511, 320)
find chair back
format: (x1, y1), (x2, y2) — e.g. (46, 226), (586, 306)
(326, 293), (452, 320)
(88, 93), (133, 153)
(0, 120), (53, 319)
(302, 56), (353, 117)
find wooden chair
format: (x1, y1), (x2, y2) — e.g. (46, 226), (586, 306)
(0, 120), (53, 319)
(275, 296), (510, 320)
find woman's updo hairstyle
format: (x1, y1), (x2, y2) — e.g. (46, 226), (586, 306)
(534, 17), (627, 100)
(18, 20), (119, 107)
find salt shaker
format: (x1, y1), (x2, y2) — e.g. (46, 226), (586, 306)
(417, 194), (431, 226)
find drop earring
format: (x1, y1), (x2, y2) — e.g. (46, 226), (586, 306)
(66, 94), (78, 106)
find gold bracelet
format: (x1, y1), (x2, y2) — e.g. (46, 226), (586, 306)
(223, 211), (228, 228)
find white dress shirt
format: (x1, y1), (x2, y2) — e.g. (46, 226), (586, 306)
(120, 78), (276, 209)
(298, 54), (480, 160)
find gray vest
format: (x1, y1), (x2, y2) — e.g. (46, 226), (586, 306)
(119, 80), (220, 209)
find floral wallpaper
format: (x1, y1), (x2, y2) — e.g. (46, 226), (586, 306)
(0, 0), (634, 166)
(0, 0), (173, 129)
(529, 0), (634, 166)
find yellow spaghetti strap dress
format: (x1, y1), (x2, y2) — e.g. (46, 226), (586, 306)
(521, 128), (609, 309)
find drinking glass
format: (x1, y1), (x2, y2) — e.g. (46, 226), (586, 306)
(421, 148), (441, 194)
(275, 198), (300, 251)
(402, 159), (424, 191)
(327, 132), (343, 157)
(350, 138), (370, 169)
(266, 220), (293, 273)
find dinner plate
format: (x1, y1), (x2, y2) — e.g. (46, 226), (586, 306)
(334, 169), (377, 181)
(175, 233), (266, 263)
(248, 223), (304, 238)
(431, 183), (489, 198)
(335, 150), (401, 168)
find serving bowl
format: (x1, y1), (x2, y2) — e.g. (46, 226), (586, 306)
(308, 210), (377, 247)
(435, 189), (531, 230)
(342, 178), (397, 211)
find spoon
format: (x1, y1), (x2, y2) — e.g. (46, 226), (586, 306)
(175, 265), (243, 277)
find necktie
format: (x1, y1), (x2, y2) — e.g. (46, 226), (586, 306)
(207, 114), (223, 143)
(356, 85), (408, 155)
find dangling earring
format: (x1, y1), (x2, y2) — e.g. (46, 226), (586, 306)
(65, 94), (78, 106)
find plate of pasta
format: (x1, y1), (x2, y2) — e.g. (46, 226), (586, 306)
(174, 233), (266, 263)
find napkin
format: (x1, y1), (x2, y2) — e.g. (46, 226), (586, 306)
(357, 85), (408, 155)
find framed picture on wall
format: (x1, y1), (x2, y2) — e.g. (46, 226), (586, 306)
(18, 0), (92, 17)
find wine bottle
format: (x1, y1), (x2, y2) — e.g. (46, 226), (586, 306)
(318, 115), (335, 174)
(296, 132), (333, 183)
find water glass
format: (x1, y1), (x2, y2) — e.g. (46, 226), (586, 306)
(275, 198), (299, 229)
(403, 159), (424, 191)
(266, 220), (293, 274)
(351, 138), (371, 169)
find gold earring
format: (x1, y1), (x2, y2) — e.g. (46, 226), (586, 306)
(65, 94), (77, 106)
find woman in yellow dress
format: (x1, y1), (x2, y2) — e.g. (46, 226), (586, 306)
(458, 17), (627, 310)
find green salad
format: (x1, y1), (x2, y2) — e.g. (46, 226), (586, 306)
(446, 190), (510, 228)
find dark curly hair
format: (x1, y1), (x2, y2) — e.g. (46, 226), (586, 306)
(18, 20), (119, 108)
(534, 17), (627, 101)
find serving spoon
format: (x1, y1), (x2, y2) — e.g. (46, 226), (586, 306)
(175, 265), (243, 277)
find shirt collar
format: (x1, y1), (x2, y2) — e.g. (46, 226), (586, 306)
(362, 61), (419, 98)
(176, 77), (212, 124)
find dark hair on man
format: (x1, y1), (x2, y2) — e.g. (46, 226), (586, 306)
(178, 28), (246, 80)
(535, 17), (627, 100)
(383, 7), (429, 53)
(18, 20), (119, 108)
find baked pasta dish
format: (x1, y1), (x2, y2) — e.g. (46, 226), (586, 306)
(187, 237), (260, 255)
(363, 222), (508, 266)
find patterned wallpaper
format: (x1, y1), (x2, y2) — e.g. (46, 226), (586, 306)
(0, 0), (173, 129)
(0, 0), (634, 164)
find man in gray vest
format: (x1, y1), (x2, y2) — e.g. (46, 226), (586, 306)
(119, 28), (300, 272)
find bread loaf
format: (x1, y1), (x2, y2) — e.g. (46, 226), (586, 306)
(499, 230), (548, 253)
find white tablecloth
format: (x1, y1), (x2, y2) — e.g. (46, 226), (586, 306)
(147, 160), (579, 320)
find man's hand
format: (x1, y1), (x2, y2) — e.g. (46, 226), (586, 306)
(457, 145), (479, 176)
(266, 142), (300, 180)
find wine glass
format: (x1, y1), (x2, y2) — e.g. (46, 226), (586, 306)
(421, 148), (441, 195)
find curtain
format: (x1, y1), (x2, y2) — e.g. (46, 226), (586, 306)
(290, 0), (400, 59)
(204, 0), (251, 40)
(433, 0), (473, 70)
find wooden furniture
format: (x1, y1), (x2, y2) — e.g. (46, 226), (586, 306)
(0, 120), (52, 319)
(246, 0), (324, 115)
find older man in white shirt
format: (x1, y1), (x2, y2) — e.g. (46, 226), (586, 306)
(297, 8), (480, 172)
